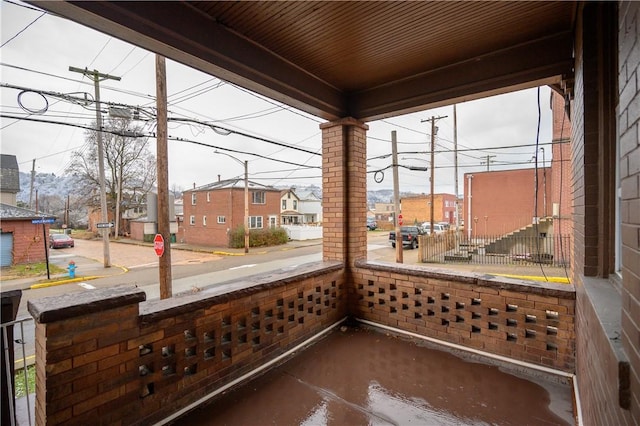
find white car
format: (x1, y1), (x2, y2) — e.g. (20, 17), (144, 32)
(421, 222), (446, 235)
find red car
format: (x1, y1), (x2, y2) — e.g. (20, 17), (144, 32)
(49, 234), (75, 249)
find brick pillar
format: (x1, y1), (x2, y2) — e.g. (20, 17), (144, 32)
(29, 287), (145, 425)
(320, 117), (369, 266)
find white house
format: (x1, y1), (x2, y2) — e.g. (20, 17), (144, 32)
(296, 188), (322, 224)
(280, 189), (302, 225)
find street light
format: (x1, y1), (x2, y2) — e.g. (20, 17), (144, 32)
(214, 151), (249, 254)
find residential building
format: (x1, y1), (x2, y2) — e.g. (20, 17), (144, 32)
(0, 154), (20, 206)
(373, 202), (395, 222)
(182, 178), (281, 247)
(280, 188), (301, 225)
(295, 188), (322, 224)
(400, 193), (456, 226)
(0, 155), (54, 265)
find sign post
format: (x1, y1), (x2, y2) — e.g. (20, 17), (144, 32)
(153, 234), (165, 257)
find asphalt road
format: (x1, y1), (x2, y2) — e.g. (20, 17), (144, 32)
(8, 232), (398, 368)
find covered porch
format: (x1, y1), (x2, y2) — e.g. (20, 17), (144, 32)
(23, 1), (636, 425)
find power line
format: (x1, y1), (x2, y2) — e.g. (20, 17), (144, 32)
(1, 11), (46, 48)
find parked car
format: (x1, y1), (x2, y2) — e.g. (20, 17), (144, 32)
(421, 222), (446, 235)
(389, 226), (424, 249)
(367, 218), (378, 230)
(49, 233), (74, 249)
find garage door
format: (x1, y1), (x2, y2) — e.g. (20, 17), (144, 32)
(0, 233), (13, 267)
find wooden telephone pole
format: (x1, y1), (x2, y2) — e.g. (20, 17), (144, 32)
(421, 115), (447, 233)
(156, 55), (172, 299)
(69, 66), (121, 268)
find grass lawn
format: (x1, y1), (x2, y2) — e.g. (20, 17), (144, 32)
(1, 262), (66, 280)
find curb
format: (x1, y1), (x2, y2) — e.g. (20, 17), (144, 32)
(29, 264), (128, 289)
(493, 273), (571, 284)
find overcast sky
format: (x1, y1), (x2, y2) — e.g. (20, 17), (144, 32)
(1, 0), (553, 197)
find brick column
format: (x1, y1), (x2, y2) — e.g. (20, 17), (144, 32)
(320, 117), (369, 266)
(28, 287), (145, 425)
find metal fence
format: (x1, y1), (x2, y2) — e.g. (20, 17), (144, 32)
(418, 232), (571, 267)
(2, 317), (34, 426)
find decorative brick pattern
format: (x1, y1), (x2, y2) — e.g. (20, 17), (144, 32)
(30, 264), (345, 425)
(353, 261), (576, 372)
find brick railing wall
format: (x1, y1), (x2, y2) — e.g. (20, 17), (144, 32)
(28, 261), (345, 425)
(352, 260), (576, 372)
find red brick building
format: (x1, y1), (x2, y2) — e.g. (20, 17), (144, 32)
(400, 193), (457, 226)
(182, 178), (281, 247)
(463, 168), (553, 236)
(462, 91), (572, 239)
(0, 204), (54, 266)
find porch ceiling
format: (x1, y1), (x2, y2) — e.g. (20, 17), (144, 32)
(31, 1), (577, 121)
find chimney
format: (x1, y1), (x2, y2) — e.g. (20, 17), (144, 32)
(218, 174), (221, 182)
(193, 182), (196, 189)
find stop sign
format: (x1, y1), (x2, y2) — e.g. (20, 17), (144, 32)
(398, 214), (403, 225)
(153, 233), (165, 257)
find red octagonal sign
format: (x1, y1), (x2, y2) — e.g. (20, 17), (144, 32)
(153, 233), (165, 257)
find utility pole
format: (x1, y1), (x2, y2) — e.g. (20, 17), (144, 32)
(156, 54), (172, 299)
(421, 115), (447, 233)
(29, 159), (35, 209)
(482, 155), (497, 171)
(453, 104), (460, 239)
(69, 66), (121, 268)
(244, 160), (249, 254)
(391, 130), (402, 263)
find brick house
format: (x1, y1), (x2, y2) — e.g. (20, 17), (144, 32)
(0, 154), (55, 266)
(182, 178), (281, 247)
(400, 193), (457, 226)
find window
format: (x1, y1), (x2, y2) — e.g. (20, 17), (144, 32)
(203, 216), (207, 226)
(191, 193), (196, 205)
(206, 192), (210, 202)
(252, 191), (265, 204)
(293, 200), (298, 210)
(249, 216), (263, 229)
(282, 200), (287, 210)
(269, 216), (277, 228)
(217, 216), (226, 224)
(189, 215), (195, 225)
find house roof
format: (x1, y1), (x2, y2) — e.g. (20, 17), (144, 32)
(0, 154), (20, 194)
(190, 178), (279, 192)
(0, 203), (55, 221)
(31, 1), (577, 122)
(295, 189), (321, 201)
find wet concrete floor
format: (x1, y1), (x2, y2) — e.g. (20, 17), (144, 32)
(175, 325), (575, 425)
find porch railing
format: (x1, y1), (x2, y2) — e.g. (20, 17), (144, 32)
(418, 232), (571, 267)
(2, 316), (35, 426)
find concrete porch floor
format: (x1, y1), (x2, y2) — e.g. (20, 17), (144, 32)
(172, 324), (575, 425)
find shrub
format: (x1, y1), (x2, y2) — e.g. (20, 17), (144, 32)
(229, 226), (289, 248)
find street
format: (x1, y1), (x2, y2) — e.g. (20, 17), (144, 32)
(7, 231), (404, 368)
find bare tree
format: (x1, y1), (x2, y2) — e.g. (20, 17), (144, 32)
(67, 117), (156, 237)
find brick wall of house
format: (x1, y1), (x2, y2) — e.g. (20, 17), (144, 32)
(620, 0), (640, 421)
(352, 261), (575, 372)
(1, 221), (48, 264)
(400, 194), (456, 226)
(182, 188), (280, 247)
(30, 263), (345, 425)
(463, 169), (552, 236)
(573, 2), (637, 424)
